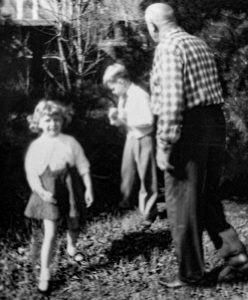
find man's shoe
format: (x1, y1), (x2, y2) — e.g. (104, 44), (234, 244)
(159, 277), (186, 288)
(218, 253), (248, 281)
(227, 253), (248, 270)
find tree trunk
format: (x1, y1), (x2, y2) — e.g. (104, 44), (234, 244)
(57, 23), (71, 92)
(74, 0), (83, 97)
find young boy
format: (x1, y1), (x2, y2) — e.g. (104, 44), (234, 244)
(103, 63), (158, 227)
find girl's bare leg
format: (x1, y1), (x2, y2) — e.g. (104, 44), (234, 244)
(39, 219), (57, 291)
(66, 217), (79, 256)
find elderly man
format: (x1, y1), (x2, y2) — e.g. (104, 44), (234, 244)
(141, 0), (248, 287)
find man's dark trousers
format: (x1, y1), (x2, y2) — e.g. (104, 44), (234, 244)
(164, 104), (245, 282)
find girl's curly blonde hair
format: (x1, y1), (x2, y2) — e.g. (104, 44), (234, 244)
(27, 99), (74, 133)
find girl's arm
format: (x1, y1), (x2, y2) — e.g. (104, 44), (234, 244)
(81, 172), (94, 207)
(26, 173), (55, 203)
(25, 143), (55, 203)
(34, 185), (54, 203)
(71, 136), (94, 207)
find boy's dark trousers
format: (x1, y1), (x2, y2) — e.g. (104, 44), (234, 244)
(164, 104), (245, 282)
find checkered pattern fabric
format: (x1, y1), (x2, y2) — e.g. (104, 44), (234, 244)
(150, 28), (224, 150)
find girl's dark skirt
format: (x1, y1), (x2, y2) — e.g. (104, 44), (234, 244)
(24, 166), (86, 222)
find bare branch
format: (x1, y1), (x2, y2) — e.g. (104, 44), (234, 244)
(43, 63), (66, 92)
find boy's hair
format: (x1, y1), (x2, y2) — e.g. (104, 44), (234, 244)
(103, 63), (130, 86)
(139, 0), (177, 12)
(27, 99), (74, 133)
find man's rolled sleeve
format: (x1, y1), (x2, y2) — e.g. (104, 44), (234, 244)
(156, 45), (184, 151)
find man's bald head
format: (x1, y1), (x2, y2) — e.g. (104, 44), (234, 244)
(144, 2), (177, 42)
(144, 3), (176, 27)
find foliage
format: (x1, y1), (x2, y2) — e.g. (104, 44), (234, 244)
(2, 0), (248, 230)
(0, 201), (248, 299)
(48, 0), (109, 96)
(2, 3), (248, 297)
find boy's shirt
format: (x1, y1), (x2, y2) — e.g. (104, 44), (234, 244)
(117, 83), (154, 138)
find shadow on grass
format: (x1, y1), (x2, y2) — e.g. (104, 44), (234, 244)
(83, 229), (172, 275)
(48, 263), (85, 296)
(106, 230), (172, 262)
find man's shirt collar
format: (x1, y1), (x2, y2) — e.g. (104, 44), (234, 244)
(158, 26), (183, 42)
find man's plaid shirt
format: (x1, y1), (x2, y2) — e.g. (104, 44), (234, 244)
(150, 27), (224, 151)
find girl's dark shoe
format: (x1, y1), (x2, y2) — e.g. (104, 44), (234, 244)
(67, 246), (85, 263)
(71, 252), (85, 263)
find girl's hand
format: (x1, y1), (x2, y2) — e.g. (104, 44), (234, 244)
(84, 189), (94, 208)
(38, 189), (56, 204)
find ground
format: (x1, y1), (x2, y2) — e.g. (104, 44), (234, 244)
(1, 200), (248, 300)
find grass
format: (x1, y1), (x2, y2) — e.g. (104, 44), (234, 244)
(1, 200), (248, 300)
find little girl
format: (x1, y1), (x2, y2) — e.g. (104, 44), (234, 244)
(24, 99), (94, 293)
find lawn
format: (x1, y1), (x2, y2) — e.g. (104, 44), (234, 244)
(1, 200), (248, 300)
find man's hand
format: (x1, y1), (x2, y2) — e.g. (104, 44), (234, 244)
(156, 148), (174, 171)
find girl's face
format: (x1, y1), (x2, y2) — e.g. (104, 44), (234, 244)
(38, 113), (63, 137)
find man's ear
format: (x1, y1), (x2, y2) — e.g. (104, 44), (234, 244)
(152, 22), (159, 34)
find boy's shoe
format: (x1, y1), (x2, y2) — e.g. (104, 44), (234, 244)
(119, 200), (130, 209)
(140, 211), (157, 230)
(140, 219), (153, 231)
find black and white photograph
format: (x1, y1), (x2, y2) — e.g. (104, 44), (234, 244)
(1, 0), (248, 299)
